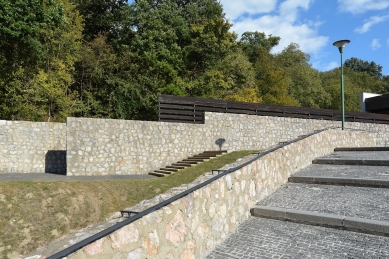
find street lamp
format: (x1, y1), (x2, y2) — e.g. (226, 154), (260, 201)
(333, 39), (350, 130)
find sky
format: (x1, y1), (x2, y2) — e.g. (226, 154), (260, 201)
(219, 0), (389, 75)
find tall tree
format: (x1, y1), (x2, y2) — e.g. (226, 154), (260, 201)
(320, 67), (384, 111)
(239, 32), (280, 63)
(254, 51), (297, 105)
(344, 57), (383, 78)
(72, 0), (132, 43)
(0, 0), (83, 121)
(0, 0), (66, 70)
(275, 43), (330, 108)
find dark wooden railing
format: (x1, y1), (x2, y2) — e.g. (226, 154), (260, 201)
(158, 94), (389, 125)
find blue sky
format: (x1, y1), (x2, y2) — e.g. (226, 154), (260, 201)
(219, 0), (389, 75)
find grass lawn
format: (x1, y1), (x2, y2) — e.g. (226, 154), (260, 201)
(0, 150), (257, 258)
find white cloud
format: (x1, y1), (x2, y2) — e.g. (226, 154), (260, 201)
(355, 14), (389, 33)
(230, 0), (328, 54)
(387, 38), (389, 46)
(279, 0), (311, 22)
(370, 38), (382, 50)
(220, 0), (277, 20)
(338, 0), (389, 14)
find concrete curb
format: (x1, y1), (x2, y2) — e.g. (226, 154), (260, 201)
(312, 159), (389, 166)
(335, 147), (389, 151)
(288, 176), (389, 188)
(251, 205), (389, 236)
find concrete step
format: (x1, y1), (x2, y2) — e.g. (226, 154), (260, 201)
(255, 183), (389, 224)
(159, 167), (179, 172)
(148, 172), (166, 177)
(292, 164), (389, 180)
(166, 165), (186, 169)
(176, 161), (198, 165)
(251, 205), (389, 236)
(210, 148), (389, 258)
(313, 151), (389, 166)
(154, 170), (172, 174)
(192, 154), (218, 158)
(252, 182), (389, 236)
(182, 158), (207, 162)
(207, 217), (389, 259)
(148, 150), (227, 177)
(335, 147), (389, 151)
(289, 175), (389, 188)
(312, 158), (389, 166)
(202, 150), (227, 154)
(172, 163), (193, 167)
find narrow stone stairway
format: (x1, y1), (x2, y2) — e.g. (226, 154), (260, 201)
(148, 150), (227, 177)
(207, 147), (389, 259)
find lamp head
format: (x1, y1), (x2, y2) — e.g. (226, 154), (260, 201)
(333, 39), (350, 53)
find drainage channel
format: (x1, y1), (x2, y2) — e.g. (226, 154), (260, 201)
(47, 127), (339, 259)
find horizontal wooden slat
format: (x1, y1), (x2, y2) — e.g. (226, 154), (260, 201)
(158, 94), (389, 125)
(197, 107), (228, 113)
(159, 114), (202, 120)
(159, 103), (196, 110)
(223, 109), (257, 115)
(159, 109), (203, 116)
(159, 119), (203, 124)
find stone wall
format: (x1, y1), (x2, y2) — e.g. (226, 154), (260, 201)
(68, 129), (376, 258)
(1, 113), (388, 175)
(66, 113), (389, 176)
(0, 120), (66, 174)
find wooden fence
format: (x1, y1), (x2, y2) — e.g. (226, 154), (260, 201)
(158, 94), (389, 125)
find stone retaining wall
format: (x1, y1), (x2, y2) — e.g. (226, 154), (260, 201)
(1, 113), (388, 175)
(68, 129), (376, 258)
(0, 120), (66, 174)
(66, 113), (389, 176)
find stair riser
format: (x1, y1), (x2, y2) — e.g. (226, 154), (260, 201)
(312, 159), (389, 166)
(289, 176), (389, 188)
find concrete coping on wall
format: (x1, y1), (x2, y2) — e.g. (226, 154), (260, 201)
(44, 126), (349, 259)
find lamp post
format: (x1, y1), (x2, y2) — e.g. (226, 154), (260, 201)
(333, 39), (350, 130)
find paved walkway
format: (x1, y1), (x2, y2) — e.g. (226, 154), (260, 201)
(207, 148), (389, 258)
(0, 173), (155, 182)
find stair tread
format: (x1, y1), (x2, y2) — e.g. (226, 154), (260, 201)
(148, 172), (165, 177)
(159, 168), (179, 172)
(154, 170), (172, 174)
(291, 164), (389, 180)
(256, 182), (389, 222)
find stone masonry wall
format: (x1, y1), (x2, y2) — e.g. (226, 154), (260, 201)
(66, 113), (389, 176)
(0, 120), (66, 174)
(68, 129), (376, 258)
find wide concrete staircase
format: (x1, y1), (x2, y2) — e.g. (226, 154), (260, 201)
(149, 150), (227, 177)
(208, 147), (389, 258)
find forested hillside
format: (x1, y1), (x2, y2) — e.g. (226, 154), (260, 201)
(1, 0), (388, 122)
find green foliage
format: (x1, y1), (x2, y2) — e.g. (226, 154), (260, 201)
(239, 31), (280, 63)
(0, 0), (83, 121)
(254, 51), (297, 106)
(0, 0), (388, 122)
(275, 43), (330, 108)
(344, 57), (383, 79)
(320, 67), (386, 111)
(71, 0), (131, 42)
(0, 0), (66, 68)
